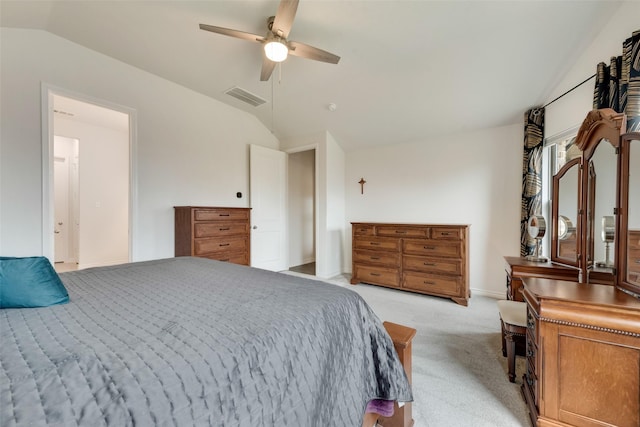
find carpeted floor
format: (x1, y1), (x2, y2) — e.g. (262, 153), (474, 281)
(282, 271), (530, 427)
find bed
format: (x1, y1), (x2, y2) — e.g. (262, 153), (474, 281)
(0, 257), (412, 426)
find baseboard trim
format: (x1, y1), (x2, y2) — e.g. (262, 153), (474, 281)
(79, 258), (129, 269)
(471, 288), (504, 299)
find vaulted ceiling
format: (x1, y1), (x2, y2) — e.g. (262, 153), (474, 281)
(0, 1), (621, 150)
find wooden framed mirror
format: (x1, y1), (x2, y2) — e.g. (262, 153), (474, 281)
(617, 132), (640, 296)
(551, 158), (581, 266)
(550, 108), (625, 283)
(584, 136), (618, 279)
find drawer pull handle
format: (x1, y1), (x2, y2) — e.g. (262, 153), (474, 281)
(423, 262), (436, 266)
(220, 258), (230, 262)
(219, 214), (230, 217)
(370, 272), (381, 277)
(423, 280), (435, 285)
(423, 246), (435, 250)
(395, 230), (407, 234)
(370, 257), (380, 260)
(441, 232), (451, 236)
(370, 242), (380, 246)
(219, 227), (230, 231)
(635, 259), (640, 264)
(219, 243), (230, 247)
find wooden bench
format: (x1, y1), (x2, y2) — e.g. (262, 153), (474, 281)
(497, 300), (527, 382)
(363, 321), (417, 427)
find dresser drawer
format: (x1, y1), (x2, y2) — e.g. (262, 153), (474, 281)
(527, 308), (538, 341)
(402, 272), (460, 296)
(353, 224), (375, 236)
(194, 237), (247, 255)
(194, 222), (249, 238)
(526, 331), (537, 372)
(354, 249), (400, 266)
(353, 264), (400, 287)
(194, 208), (249, 221)
(403, 239), (461, 258)
(403, 255), (462, 275)
(354, 237), (400, 252)
(204, 252), (248, 265)
(376, 225), (428, 238)
(525, 358), (538, 406)
(431, 227), (463, 240)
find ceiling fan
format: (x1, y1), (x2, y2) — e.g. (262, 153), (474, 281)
(199, 0), (340, 81)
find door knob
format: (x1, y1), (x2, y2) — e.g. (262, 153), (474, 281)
(54, 230), (60, 234)
(252, 226), (258, 229)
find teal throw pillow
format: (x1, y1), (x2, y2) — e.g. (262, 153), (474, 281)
(0, 256), (69, 308)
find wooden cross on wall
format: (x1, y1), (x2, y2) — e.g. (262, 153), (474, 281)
(358, 178), (366, 194)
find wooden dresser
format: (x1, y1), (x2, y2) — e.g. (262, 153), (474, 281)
(504, 256), (579, 302)
(522, 278), (640, 427)
(351, 222), (469, 306)
(174, 206), (251, 266)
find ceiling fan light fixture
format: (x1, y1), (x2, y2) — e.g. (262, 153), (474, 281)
(264, 40), (288, 62)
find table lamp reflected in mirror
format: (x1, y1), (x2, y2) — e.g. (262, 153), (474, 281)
(526, 215), (548, 262)
(595, 215), (615, 268)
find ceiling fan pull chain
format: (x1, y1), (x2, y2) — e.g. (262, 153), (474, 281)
(271, 72), (275, 134)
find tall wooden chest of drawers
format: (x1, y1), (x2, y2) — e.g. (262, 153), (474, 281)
(351, 222), (470, 305)
(174, 206), (251, 266)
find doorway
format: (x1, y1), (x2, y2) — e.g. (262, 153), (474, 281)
(287, 149), (316, 276)
(53, 136), (79, 269)
(43, 88), (134, 270)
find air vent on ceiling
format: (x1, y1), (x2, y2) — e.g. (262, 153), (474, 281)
(224, 87), (267, 107)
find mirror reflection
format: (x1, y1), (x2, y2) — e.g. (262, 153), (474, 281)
(557, 162), (579, 263)
(589, 138), (617, 269)
(628, 139), (640, 285)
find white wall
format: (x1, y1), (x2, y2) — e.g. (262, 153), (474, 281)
(0, 28), (278, 259)
(325, 133), (346, 278)
(288, 150), (315, 267)
(544, 2), (640, 136)
(55, 117), (129, 268)
(345, 124), (523, 298)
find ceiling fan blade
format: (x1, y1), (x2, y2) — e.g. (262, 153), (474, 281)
(288, 41), (340, 64)
(272, 0), (299, 38)
(260, 56), (277, 81)
(199, 24), (264, 43)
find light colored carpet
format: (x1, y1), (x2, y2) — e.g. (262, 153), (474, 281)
(281, 271), (530, 427)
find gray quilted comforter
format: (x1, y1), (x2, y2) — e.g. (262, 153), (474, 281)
(1, 257), (412, 426)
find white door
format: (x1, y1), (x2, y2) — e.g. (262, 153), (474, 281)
(53, 154), (70, 263)
(250, 144), (287, 271)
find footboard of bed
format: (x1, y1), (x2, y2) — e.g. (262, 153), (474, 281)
(363, 321), (416, 427)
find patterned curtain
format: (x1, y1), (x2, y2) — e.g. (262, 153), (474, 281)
(593, 29), (640, 131)
(521, 107), (545, 256)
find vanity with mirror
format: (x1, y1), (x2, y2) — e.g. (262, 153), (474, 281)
(505, 110), (640, 427)
(550, 108), (623, 285)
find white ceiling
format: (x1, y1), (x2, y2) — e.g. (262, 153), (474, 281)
(1, 0), (621, 151)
